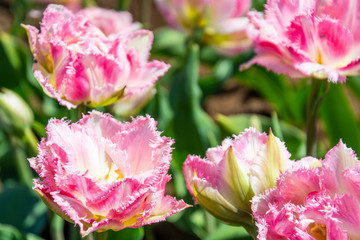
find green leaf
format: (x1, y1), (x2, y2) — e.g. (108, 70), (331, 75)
(346, 76), (360, 101)
(320, 84), (360, 154)
(204, 224), (252, 240)
(0, 181), (48, 235)
(0, 224), (44, 240)
(0, 33), (24, 88)
(170, 43), (220, 169)
(236, 66), (308, 126)
(0, 224), (22, 240)
(143, 85), (174, 131)
(106, 228), (144, 240)
(152, 28), (186, 58)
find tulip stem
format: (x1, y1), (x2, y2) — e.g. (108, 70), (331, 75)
(141, 0), (151, 29)
(94, 232), (107, 240)
(77, 104), (87, 121)
(243, 224), (258, 240)
(83, 234), (93, 240)
(83, 0), (97, 7)
(9, 135), (33, 188)
(306, 78), (328, 157)
(50, 213), (65, 240)
(118, 0), (130, 11)
(204, 211), (216, 234)
(23, 127), (38, 156)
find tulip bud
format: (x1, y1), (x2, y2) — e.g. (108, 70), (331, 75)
(183, 128), (292, 233)
(0, 88), (33, 136)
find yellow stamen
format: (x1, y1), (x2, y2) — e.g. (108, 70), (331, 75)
(104, 162), (113, 180)
(115, 169), (124, 180)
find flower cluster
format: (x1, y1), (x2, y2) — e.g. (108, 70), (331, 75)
(29, 111), (189, 236)
(22, 5), (169, 109)
(155, 0), (252, 56)
(244, 0), (360, 83)
(184, 127), (360, 238)
(253, 141), (360, 239)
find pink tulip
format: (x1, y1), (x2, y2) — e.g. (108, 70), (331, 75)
(243, 0), (360, 83)
(183, 128), (291, 229)
(30, 0), (81, 12)
(80, 7), (141, 38)
(253, 141), (360, 239)
(155, 0), (252, 56)
(22, 5), (169, 109)
(28, 111), (189, 236)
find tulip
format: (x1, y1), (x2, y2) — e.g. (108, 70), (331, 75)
(243, 0), (360, 83)
(252, 141), (360, 239)
(0, 88), (33, 136)
(80, 7), (141, 38)
(29, 111), (189, 236)
(155, 0), (252, 56)
(22, 5), (169, 109)
(183, 128), (291, 235)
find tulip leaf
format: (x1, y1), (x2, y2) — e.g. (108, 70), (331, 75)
(0, 224), (22, 240)
(143, 85), (174, 132)
(106, 227), (144, 240)
(170, 43), (220, 168)
(0, 181), (48, 235)
(204, 224), (252, 240)
(152, 28), (186, 58)
(236, 66), (308, 126)
(319, 84), (360, 154)
(0, 224), (45, 240)
(346, 76), (360, 101)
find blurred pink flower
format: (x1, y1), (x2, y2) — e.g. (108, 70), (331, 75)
(183, 128), (291, 229)
(30, 0), (81, 12)
(155, 0), (252, 56)
(29, 111), (189, 236)
(22, 5), (169, 109)
(244, 0), (360, 83)
(253, 141), (360, 239)
(80, 7), (141, 38)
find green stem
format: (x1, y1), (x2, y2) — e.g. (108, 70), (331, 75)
(9, 135), (33, 188)
(144, 225), (156, 240)
(306, 78), (328, 157)
(77, 104), (87, 121)
(204, 211), (216, 234)
(141, 0), (151, 29)
(69, 225), (81, 240)
(117, 0), (129, 11)
(23, 127), (38, 156)
(94, 232), (107, 240)
(50, 213), (65, 240)
(83, 234), (94, 240)
(83, 0), (97, 8)
(243, 224), (258, 240)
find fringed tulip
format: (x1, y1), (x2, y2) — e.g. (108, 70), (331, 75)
(244, 0), (360, 83)
(29, 111), (189, 236)
(183, 128), (291, 234)
(22, 5), (169, 109)
(253, 141), (360, 239)
(155, 0), (252, 56)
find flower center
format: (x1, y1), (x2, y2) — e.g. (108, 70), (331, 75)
(307, 222), (326, 240)
(103, 162), (124, 181)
